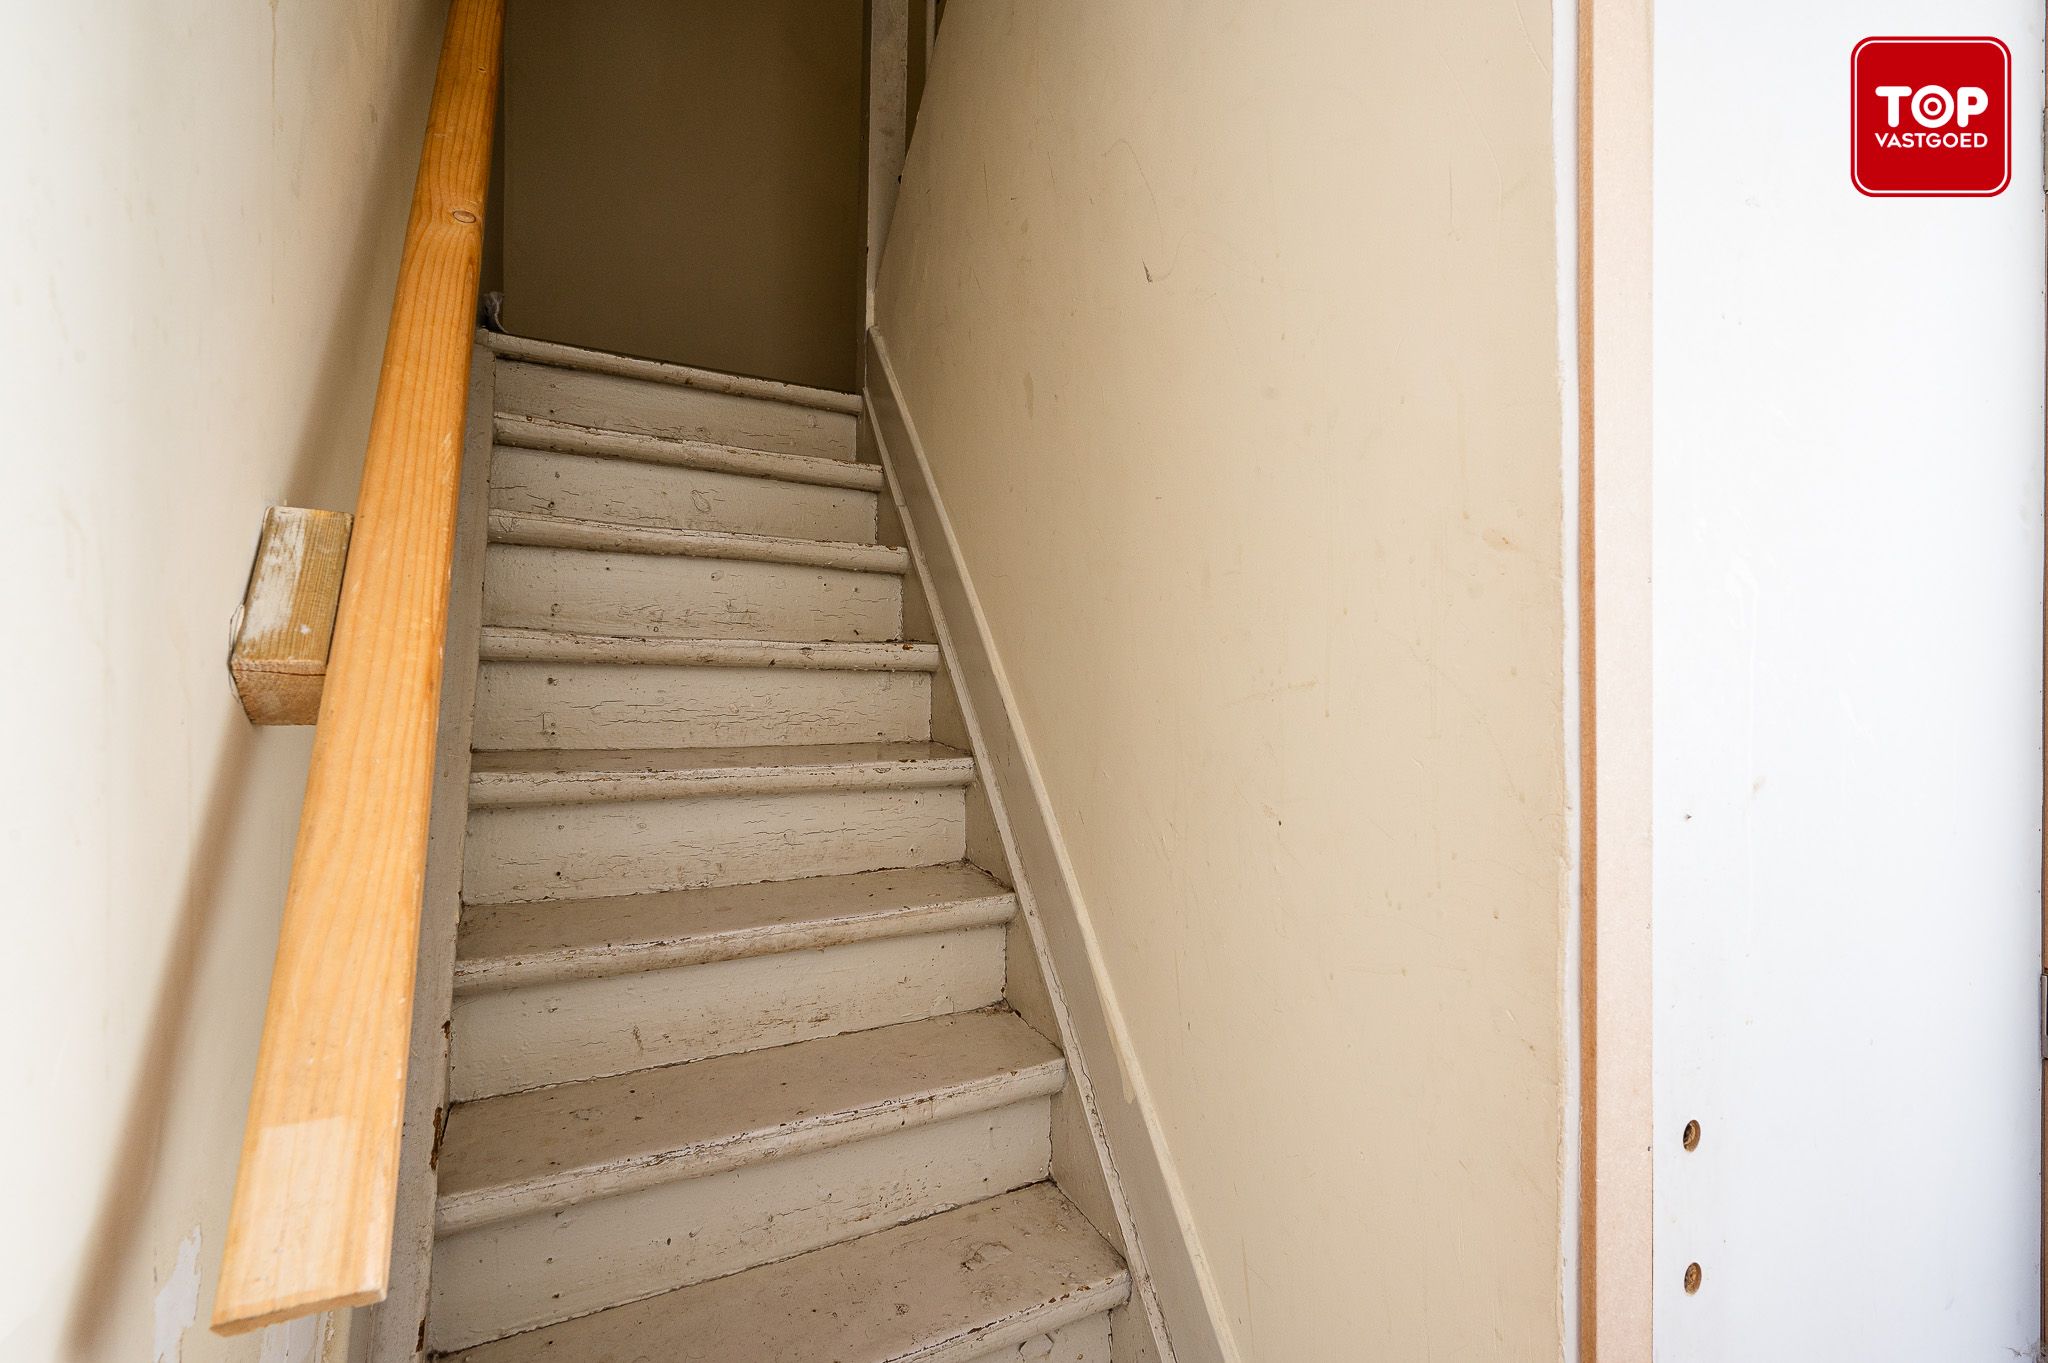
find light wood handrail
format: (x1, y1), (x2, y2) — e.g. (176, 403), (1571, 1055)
(212, 0), (503, 1334)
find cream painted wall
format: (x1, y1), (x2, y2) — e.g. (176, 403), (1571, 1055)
(0, 4), (442, 1360)
(876, 4), (1570, 1357)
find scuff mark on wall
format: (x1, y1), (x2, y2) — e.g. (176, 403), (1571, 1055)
(151, 1228), (201, 1363)
(257, 1314), (323, 1363)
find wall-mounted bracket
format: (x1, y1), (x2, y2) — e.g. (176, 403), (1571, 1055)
(228, 505), (352, 725)
(2038, 973), (2047, 1062)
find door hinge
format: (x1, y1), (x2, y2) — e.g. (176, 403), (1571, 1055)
(2039, 973), (2047, 1061)
(2039, 105), (2047, 189)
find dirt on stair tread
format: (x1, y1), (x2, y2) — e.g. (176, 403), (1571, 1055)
(477, 626), (940, 669)
(455, 861), (1015, 988)
(464, 741), (976, 810)
(470, 740), (970, 779)
(485, 507), (909, 573)
(491, 412), (884, 489)
(436, 1008), (1062, 1226)
(442, 1184), (1128, 1363)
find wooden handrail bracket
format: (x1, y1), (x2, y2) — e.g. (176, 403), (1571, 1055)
(229, 507), (353, 726)
(213, 0), (504, 1334)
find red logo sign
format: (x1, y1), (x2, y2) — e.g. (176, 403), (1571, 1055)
(1853, 37), (2011, 197)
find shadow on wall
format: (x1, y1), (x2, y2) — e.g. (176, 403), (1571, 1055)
(62, 723), (255, 1360)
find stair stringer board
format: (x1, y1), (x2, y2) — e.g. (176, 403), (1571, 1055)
(355, 340), (498, 1363)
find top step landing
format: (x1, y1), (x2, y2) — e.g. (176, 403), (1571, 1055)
(485, 332), (859, 463)
(483, 331), (861, 416)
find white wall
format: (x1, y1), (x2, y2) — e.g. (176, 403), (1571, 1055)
(876, 3), (1572, 1356)
(1653, 4), (2044, 1357)
(0, 4), (441, 1359)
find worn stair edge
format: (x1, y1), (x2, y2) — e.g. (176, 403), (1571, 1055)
(435, 1009), (1064, 1234)
(483, 330), (863, 416)
(488, 509), (909, 575)
(455, 862), (1018, 993)
(442, 1184), (1130, 1363)
(494, 413), (883, 491)
(467, 741), (975, 808)
(478, 626), (939, 672)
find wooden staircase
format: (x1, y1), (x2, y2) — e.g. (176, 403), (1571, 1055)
(425, 336), (1128, 1361)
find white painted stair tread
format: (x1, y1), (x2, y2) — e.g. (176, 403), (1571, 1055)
(479, 626), (940, 671)
(436, 1008), (1063, 1232)
(488, 509), (909, 574)
(468, 741), (974, 807)
(456, 861), (1017, 992)
(485, 330), (863, 416)
(443, 1183), (1128, 1363)
(494, 413), (882, 490)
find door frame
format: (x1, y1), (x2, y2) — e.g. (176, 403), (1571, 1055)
(1578, 7), (2048, 1357)
(1577, 0), (1655, 1357)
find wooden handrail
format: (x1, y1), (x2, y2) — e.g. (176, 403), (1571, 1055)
(212, 0), (503, 1334)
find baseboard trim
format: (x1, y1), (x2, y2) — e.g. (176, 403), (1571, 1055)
(863, 330), (1233, 1363)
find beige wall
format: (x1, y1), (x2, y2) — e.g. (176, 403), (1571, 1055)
(501, 0), (864, 392)
(0, 3), (441, 1360)
(875, 4), (1570, 1357)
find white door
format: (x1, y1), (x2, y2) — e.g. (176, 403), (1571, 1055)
(1652, 4), (2045, 1359)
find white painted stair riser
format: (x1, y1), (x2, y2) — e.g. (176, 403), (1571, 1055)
(463, 786), (967, 904)
(495, 358), (858, 460)
(427, 1100), (1053, 1353)
(448, 925), (1008, 1098)
(483, 542), (902, 642)
(473, 660), (933, 750)
(490, 446), (879, 543)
